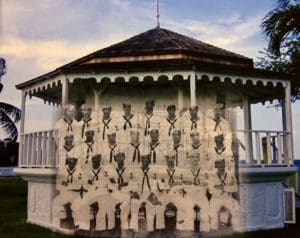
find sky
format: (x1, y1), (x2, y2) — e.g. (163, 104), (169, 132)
(0, 0), (300, 157)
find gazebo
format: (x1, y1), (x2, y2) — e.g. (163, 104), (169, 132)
(14, 27), (297, 236)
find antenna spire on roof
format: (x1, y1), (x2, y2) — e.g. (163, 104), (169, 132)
(156, 0), (160, 28)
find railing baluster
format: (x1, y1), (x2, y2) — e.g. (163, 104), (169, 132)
(277, 132), (283, 165)
(50, 130), (55, 167)
(53, 130), (58, 167)
(47, 131), (53, 167)
(18, 135), (24, 167)
(266, 132), (272, 165)
(23, 134), (28, 166)
(46, 131), (51, 167)
(27, 134), (33, 167)
(255, 132), (261, 166)
(37, 132), (42, 166)
(42, 131), (47, 167)
(32, 133), (37, 167)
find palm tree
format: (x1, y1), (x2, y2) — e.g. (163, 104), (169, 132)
(261, 0), (300, 56)
(0, 57), (21, 142)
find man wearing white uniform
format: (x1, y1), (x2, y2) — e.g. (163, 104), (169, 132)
(98, 106), (116, 141)
(167, 129), (186, 168)
(142, 100), (160, 137)
(81, 129), (100, 165)
(148, 127), (165, 166)
(55, 104), (79, 147)
(189, 106), (201, 131)
(206, 104), (232, 152)
(127, 128), (142, 166)
(58, 135), (80, 168)
(78, 104), (94, 140)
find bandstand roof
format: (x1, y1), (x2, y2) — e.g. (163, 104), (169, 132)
(15, 27), (292, 105)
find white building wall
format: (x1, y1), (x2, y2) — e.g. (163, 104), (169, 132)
(27, 181), (57, 228)
(239, 182), (284, 231)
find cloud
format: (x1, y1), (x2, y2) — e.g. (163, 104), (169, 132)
(1, 35), (125, 73)
(164, 13), (267, 58)
(215, 13), (242, 25)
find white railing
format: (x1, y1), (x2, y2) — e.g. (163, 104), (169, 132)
(18, 129), (58, 168)
(18, 129), (291, 168)
(234, 130), (291, 167)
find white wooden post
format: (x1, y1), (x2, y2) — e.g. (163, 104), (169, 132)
(93, 87), (106, 118)
(243, 96), (253, 164)
(18, 91), (26, 166)
(93, 88), (101, 114)
(190, 73), (196, 107)
(282, 105), (288, 164)
(284, 82), (294, 166)
(94, 90), (99, 110)
(61, 76), (69, 108)
(19, 91), (26, 134)
(177, 88), (183, 111)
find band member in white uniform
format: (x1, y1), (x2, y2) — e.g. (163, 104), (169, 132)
(101, 129), (120, 175)
(98, 106), (117, 142)
(55, 104), (79, 148)
(206, 104), (232, 152)
(147, 127), (165, 166)
(141, 100), (160, 137)
(167, 129), (186, 168)
(78, 104), (96, 141)
(58, 135), (80, 168)
(127, 127), (142, 166)
(81, 129), (101, 166)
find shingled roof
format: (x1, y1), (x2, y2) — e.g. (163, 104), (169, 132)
(90, 27), (250, 59)
(61, 27), (253, 69)
(16, 27), (257, 89)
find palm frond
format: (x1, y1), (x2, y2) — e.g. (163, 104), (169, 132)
(0, 102), (21, 123)
(0, 111), (18, 142)
(261, 4), (300, 56)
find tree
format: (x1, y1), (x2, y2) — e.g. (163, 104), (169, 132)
(257, 0), (300, 98)
(0, 57), (21, 142)
(261, 0), (300, 56)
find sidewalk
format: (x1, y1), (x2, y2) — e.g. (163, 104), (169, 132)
(0, 167), (15, 177)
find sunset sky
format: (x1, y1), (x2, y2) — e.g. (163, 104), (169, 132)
(1, 0), (300, 157)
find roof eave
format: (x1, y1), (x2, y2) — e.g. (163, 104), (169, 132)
(15, 54), (291, 91)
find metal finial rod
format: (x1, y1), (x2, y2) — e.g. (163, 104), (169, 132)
(156, 0), (160, 28)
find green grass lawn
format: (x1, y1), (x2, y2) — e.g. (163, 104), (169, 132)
(0, 177), (299, 238)
(0, 177), (69, 238)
